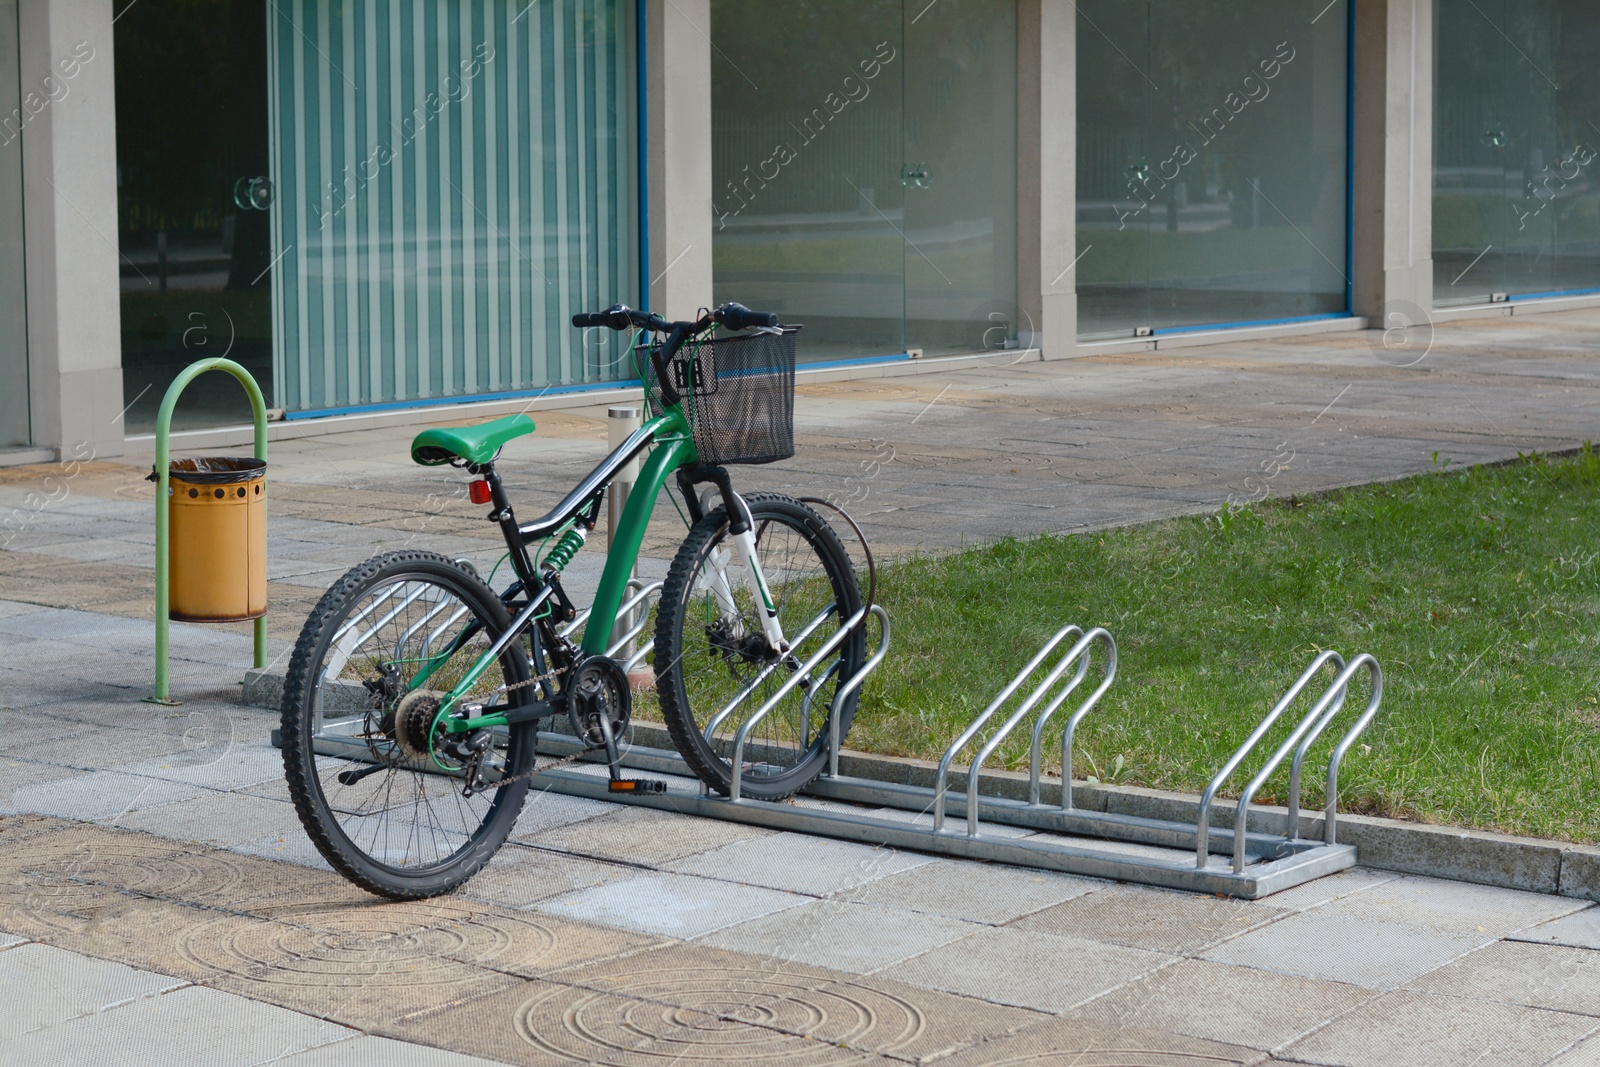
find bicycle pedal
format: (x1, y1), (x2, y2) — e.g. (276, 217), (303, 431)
(608, 778), (668, 794)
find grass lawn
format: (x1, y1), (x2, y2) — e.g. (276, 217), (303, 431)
(850, 447), (1600, 843)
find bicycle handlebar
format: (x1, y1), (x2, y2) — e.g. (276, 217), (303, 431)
(571, 302), (780, 408)
(569, 302), (778, 334)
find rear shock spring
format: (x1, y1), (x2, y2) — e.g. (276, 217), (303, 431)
(542, 524), (588, 573)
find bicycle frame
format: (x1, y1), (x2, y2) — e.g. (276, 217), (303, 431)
(424, 401), (781, 740)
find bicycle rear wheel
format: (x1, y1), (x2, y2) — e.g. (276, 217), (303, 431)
(279, 550), (537, 899)
(655, 493), (865, 799)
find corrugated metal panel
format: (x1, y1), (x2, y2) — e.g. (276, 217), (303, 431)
(268, 0), (638, 414)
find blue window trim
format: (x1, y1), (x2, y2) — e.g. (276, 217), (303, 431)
(1509, 286), (1600, 301)
(637, 0), (649, 309)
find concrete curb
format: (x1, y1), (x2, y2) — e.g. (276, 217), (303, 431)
(244, 668), (1600, 902)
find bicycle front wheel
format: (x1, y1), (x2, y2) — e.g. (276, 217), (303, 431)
(655, 493), (865, 800)
(280, 550), (537, 899)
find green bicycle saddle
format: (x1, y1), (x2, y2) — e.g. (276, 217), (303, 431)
(410, 413), (536, 466)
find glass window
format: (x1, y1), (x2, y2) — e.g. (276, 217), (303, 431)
(1433, 0), (1600, 305)
(0, 0), (25, 450)
(267, 1), (639, 416)
(710, 0), (1017, 363)
(114, 0), (273, 434)
(1076, 1), (1350, 339)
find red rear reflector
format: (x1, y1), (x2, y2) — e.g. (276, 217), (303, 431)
(468, 480), (492, 504)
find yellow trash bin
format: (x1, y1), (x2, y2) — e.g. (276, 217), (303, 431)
(165, 457), (267, 622)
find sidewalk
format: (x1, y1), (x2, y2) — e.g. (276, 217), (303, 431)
(3, 311), (1600, 1065)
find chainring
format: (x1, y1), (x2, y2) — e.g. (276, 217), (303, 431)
(568, 656), (631, 748)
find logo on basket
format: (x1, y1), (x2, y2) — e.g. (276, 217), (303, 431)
(672, 345), (719, 397)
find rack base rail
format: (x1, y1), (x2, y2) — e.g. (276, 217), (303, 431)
(300, 605), (1383, 899)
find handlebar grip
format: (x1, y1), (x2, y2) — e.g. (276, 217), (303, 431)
(571, 311), (611, 328)
(715, 302), (779, 331)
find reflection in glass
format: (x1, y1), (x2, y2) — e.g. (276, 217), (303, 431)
(711, 1), (905, 362)
(114, 0), (273, 433)
(1076, 1), (1349, 339)
(1434, 0), (1600, 305)
(710, 0), (1018, 362)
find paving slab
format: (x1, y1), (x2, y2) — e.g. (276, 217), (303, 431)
(933, 1014), (1267, 1067)
(1548, 1035), (1600, 1066)
(1011, 884), (1279, 953)
(0, 942), (186, 1039)
(9, 769), (211, 821)
(517, 804), (774, 867)
(1246, 868), (1398, 913)
(1317, 873), (1589, 937)
(1278, 989), (1598, 1067)
(390, 976), (894, 1067)
(509, 787), (615, 836)
(696, 898), (981, 974)
(460, 845), (639, 909)
(841, 857), (1098, 923)
(1200, 911), (1488, 989)
(536, 871), (806, 939)
(113, 743), (286, 791)
(117, 792), (303, 847)
(1, 983), (354, 1066)
(1409, 940), (1600, 1017)
(1066, 957), (1375, 1052)
(881, 925), (1174, 1013)
(276, 1034), (526, 1067)
(664, 831), (934, 896)
(552, 940), (1048, 1061)
(1512, 905), (1600, 951)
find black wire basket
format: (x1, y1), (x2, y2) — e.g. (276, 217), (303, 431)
(635, 326), (798, 465)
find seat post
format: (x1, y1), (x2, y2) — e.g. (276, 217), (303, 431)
(473, 461), (535, 586)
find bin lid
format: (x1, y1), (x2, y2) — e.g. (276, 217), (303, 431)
(150, 457), (267, 484)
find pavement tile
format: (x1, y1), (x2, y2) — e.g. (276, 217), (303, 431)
(1316, 874), (1589, 937)
(881, 925), (1174, 1013)
(0, 942), (186, 1039)
(1249, 868), (1399, 912)
(510, 786), (615, 835)
(1, 983), (353, 1067)
(392, 977), (892, 1066)
(113, 743), (286, 791)
(1011, 884), (1280, 953)
(546, 940), (1046, 1063)
(1067, 957), (1375, 1052)
(932, 1014), (1267, 1067)
(1547, 1035), (1600, 1066)
(9, 769), (210, 821)
(1511, 905), (1600, 950)
(696, 899), (982, 974)
(460, 844), (639, 909)
(1200, 911), (1488, 989)
(1278, 989), (1597, 1067)
(275, 1034), (524, 1066)
(0, 759), (83, 813)
(518, 804), (774, 866)
(535, 871), (807, 939)
(117, 792), (303, 847)
(840, 856), (1097, 924)
(1409, 940), (1600, 1017)
(664, 832), (934, 896)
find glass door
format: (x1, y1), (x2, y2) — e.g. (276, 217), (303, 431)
(901, 0), (1017, 358)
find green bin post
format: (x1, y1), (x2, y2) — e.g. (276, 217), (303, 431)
(148, 358), (270, 705)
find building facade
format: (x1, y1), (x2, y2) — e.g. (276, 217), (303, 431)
(1, 0), (1594, 463)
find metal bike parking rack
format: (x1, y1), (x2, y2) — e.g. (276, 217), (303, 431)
(289, 564), (1385, 898)
(526, 621), (1386, 899)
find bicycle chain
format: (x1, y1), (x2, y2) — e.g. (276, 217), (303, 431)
(466, 659), (618, 792)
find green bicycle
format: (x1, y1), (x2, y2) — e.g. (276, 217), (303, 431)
(279, 302), (868, 898)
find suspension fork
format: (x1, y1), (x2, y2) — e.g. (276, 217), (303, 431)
(678, 466), (789, 654)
